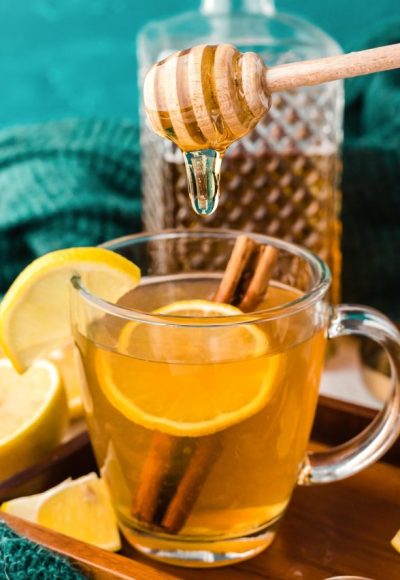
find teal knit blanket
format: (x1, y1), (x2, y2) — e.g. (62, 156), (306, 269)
(341, 20), (400, 317)
(0, 118), (141, 294)
(0, 521), (84, 579)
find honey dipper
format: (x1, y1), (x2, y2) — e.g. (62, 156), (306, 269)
(144, 42), (400, 152)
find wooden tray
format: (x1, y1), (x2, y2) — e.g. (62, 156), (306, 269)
(1, 397), (400, 579)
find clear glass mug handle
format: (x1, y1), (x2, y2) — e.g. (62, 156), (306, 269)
(298, 305), (400, 485)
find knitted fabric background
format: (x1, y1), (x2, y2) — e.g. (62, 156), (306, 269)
(0, 119), (141, 295)
(341, 21), (400, 317)
(0, 521), (84, 580)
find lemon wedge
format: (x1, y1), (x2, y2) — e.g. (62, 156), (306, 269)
(391, 529), (400, 553)
(1, 473), (121, 551)
(98, 299), (283, 437)
(0, 247), (141, 372)
(0, 358), (68, 481)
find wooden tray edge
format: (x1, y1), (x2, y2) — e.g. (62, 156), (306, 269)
(0, 511), (178, 580)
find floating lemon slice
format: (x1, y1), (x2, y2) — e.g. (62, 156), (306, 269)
(119, 299), (268, 361)
(98, 299), (283, 437)
(1, 473), (121, 551)
(0, 247), (141, 372)
(0, 358), (68, 481)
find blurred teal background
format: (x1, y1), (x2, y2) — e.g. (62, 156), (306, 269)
(0, 0), (397, 127)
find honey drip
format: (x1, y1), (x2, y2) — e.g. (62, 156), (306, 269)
(183, 150), (222, 215)
(143, 44), (270, 215)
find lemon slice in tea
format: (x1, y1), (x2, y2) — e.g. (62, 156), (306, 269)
(98, 299), (283, 437)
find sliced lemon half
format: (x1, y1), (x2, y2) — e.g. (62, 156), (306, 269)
(98, 299), (283, 437)
(0, 247), (141, 372)
(1, 473), (121, 551)
(0, 358), (68, 481)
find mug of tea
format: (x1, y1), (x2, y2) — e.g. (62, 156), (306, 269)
(70, 229), (400, 567)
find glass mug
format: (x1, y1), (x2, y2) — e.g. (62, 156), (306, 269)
(70, 230), (400, 567)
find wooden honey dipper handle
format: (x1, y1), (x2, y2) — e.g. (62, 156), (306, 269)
(266, 43), (400, 93)
(144, 43), (400, 152)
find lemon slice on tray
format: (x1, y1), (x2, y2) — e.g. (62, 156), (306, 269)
(392, 529), (400, 553)
(0, 248), (141, 372)
(0, 358), (68, 481)
(98, 299), (283, 437)
(1, 473), (121, 551)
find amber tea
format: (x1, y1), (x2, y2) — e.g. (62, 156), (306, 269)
(74, 276), (326, 563)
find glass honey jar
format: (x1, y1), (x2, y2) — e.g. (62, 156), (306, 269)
(138, 0), (344, 300)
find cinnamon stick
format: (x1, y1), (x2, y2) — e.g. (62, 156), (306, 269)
(161, 435), (222, 533)
(239, 245), (279, 311)
(132, 235), (278, 533)
(132, 432), (179, 525)
(214, 235), (279, 311)
(213, 235), (258, 305)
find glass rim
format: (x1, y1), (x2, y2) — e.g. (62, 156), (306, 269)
(72, 228), (331, 326)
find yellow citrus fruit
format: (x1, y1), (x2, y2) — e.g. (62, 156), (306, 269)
(392, 529), (400, 553)
(0, 247), (141, 372)
(1, 473), (121, 551)
(50, 343), (83, 420)
(98, 299), (283, 437)
(0, 358), (68, 481)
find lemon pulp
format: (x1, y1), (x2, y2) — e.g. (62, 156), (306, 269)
(98, 299), (283, 437)
(1, 473), (121, 551)
(0, 358), (68, 480)
(0, 247), (141, 371)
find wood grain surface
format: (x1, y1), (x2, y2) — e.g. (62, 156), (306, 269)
(1, 510), (177, 580)
(312, 396), (400, 465)
(0, 431), (95, 502)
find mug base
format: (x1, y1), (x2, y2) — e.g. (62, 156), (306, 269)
(119, 518), (280, 568)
